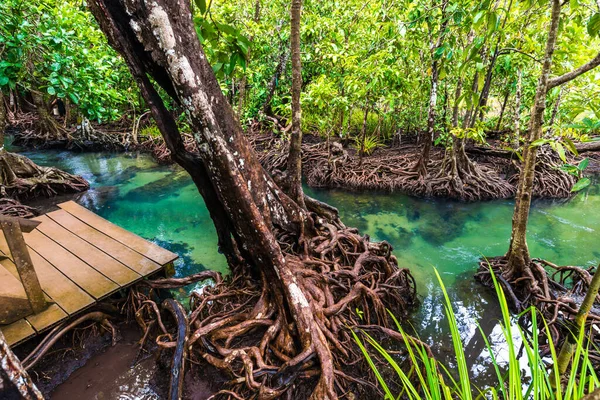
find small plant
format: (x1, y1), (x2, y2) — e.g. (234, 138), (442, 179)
(140, 124), (162, 139)
(353, 268), (599, 399)
(355, 135), (382, 156)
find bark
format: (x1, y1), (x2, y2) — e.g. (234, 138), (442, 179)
(31, 91), (67, 140)
(0, 91), (6, 142)
(553, 265), (600, 378)
(546, 86), (562, 137)
(236, 0), (261, 117)
(0, 330), (44, 400)
(506, 0), (562, 277)
(547, 52), (600, 89)
(287, 0), (305, 207)
(358, 105), (370, 165)
(513, 70), (522, 149)
(262, 43), (290, 116)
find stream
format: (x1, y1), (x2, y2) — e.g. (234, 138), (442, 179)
(16, 148), (600, 398)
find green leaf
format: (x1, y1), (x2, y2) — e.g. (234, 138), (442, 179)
(587, 13), (600, 37)
(47, 86), (56, 95)
(0, 76), (8, 86)
(530, 138), (549, 147)
(555, 142), (566, 162)
(571, 177), (591, 192)
(69, 92), (79, 105)
(563, 138), (578, 156)
(195, 0), (207, 14)
(577, 157), (589, 171)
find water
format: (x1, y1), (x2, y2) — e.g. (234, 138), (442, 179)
(18, 149), (600, 387)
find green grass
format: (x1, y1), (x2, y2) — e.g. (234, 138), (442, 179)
(353, 269), (599, 399)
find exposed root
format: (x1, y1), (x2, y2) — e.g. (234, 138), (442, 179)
(132, 218), (417, 399)
(0, 198), (38, 218)
(21, 312), (115, 371)
(0, 151), (89, 200)
(475, 257), (600, 366)
(10, 112), (137, 151)
(507, 146), (575, 198)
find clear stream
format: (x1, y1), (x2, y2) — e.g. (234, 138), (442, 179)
(18, 149), (600, 390)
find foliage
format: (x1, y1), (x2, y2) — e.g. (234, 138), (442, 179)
(0, 0), (138, 122)
(354, 135), (382, 156)
(353, 269), (599, 399)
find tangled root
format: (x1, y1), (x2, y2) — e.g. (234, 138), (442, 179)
(476, 257), (600, 365)
(133, 220), (416, 399)
(508, 147), (576, 198)
(0, 152), (89, 199)
(252, 133), (517, 202)
(0, 198), (38, 218)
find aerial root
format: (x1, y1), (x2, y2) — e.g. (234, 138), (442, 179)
(475, 256), (600, 366)
(22, 311), (115, 371)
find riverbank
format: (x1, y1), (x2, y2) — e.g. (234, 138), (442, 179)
(10, 112), (598, 202)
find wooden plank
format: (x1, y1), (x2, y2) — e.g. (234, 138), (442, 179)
(33, 215), (141, 287)
(25, 304), (67, 333)
(26, 249), (94, 315)
(47, 209), (163, 275)
(2, 319), (35, 347)
(0, 265), (32, 325)
(58, 201), (178, 265)
(24, 230), (118, 300)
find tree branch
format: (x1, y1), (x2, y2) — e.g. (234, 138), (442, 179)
(498, 47), (542, 63)
(547, 52), (600, 89)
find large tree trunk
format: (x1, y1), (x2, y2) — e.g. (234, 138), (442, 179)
(505, 0), (562, 277)
(287, 0), (305, 207)
(88, 1), (415, 398)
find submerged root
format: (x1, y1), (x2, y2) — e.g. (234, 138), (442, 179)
(135, 219), (417, 399)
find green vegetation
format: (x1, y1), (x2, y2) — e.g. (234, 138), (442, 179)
(354, 269), (599, 399)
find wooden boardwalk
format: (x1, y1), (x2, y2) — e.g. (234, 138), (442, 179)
(0, 201), (178, 347)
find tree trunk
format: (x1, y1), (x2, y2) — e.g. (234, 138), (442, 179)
(236, 0), (261, 118)
(415, 2), (448, 176)
(0, 91), (6, 146)
(358, 105), (370, 165)
(262, 44), (290, 116)
(88, 1), (415, 398)
(513, 69), (522, 149)
(287, 0), (305, 207)
(506, 0), (562, 277)
(0, 330), (44, 400)
(495, 89), (510, 131)
(546, 86), (562, 137)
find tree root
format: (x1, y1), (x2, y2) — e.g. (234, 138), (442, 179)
(131, 218), (417, 399)
(21, 311), (115, 371)
(475, 256), (600, 366)
(0, 198), (38, 218)
(0, 151), (89, 200)
(507, 146), (575, 198)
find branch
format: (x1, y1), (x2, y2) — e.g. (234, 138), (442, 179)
(547, 52), (600, 89)
(498, 47), (542, 63)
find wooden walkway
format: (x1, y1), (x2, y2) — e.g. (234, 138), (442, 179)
(0, 201), (178, 347)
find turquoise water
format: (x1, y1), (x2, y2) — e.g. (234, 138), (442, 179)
(18, 149), (600, 384)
